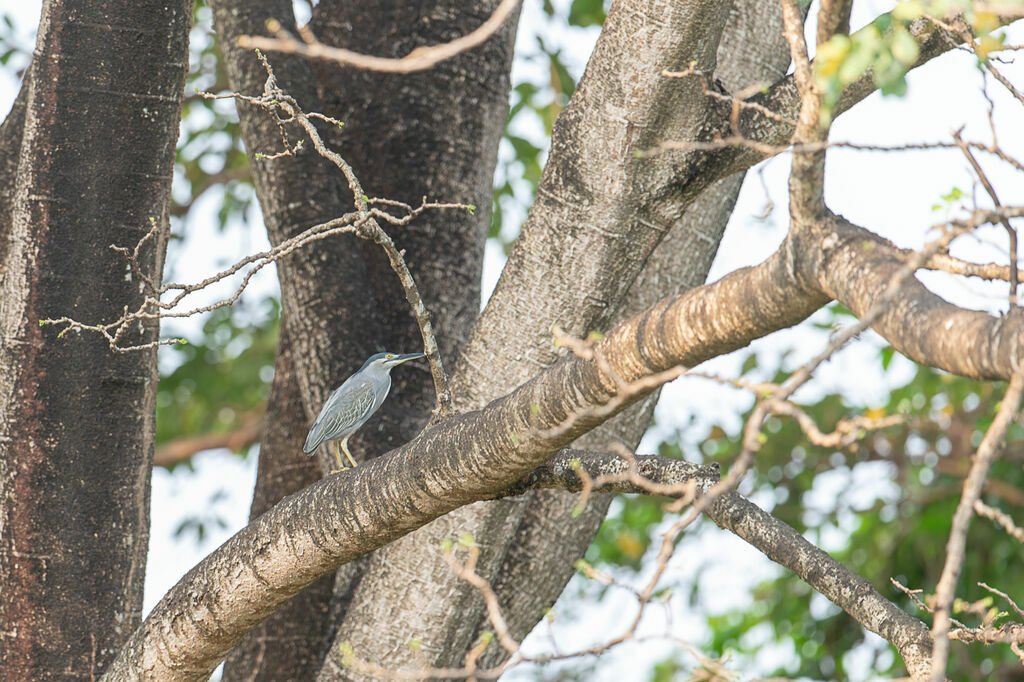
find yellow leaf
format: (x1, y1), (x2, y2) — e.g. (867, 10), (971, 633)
(615, 530), (646, 560)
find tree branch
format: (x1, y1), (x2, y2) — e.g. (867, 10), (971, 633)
(712, 10), (1022, 179)
(813, 213), (1024, 382)
(495, 450), (720, 499)
(238, 0), (520, 74)
(102, 237), (826, 680)
(707, 491), (936, 679)
(929, 372), (1024, 681)
(153, 406), (265, 467)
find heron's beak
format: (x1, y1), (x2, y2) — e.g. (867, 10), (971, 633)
(393, 352), (425, 364)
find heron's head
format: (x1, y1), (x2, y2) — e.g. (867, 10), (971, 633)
(361, 351), (425, 373)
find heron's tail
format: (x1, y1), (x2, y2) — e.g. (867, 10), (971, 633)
(303, 426), (324, 455)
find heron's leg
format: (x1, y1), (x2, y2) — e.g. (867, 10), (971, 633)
(340, 436), (358, 468)
(328, 441), (346, 474)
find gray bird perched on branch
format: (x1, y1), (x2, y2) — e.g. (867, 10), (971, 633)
(303, 351), (425, 472)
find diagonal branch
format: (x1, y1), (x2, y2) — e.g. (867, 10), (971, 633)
(813, 213), (1024, 382)
(101, 238), (826, 681)
(929, 372), (1024, 681)
(708, 490), (936, 678)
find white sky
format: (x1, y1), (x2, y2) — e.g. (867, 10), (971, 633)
(2, 2), (1022, 680)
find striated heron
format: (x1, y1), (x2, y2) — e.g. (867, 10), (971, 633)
(303, 351), (424, 472)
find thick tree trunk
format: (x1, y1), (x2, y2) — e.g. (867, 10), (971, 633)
(307, 2), (520, 677)
(322, 0), (740, 675)
(470, 0), (800, 656)
(211, 1), (368, 676)
(221, 318), (336, 680)
(0, 0), (190, 678)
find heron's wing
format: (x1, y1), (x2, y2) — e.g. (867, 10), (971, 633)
(304, 379), (377, 452)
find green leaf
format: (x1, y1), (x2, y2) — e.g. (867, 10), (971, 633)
(568, 0), (606, 27)
(891, 27), (920, 65)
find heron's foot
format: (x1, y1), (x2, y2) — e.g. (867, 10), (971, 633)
(328, 462), (357, 475)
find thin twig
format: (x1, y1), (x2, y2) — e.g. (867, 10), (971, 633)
(41, 54), (461, 417)
(952, 128), (1019, 306)
(929, 372), (1024, 682)
(973, 500), (1024, 543)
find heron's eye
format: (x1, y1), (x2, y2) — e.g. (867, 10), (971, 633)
(386, 354), (395, 359)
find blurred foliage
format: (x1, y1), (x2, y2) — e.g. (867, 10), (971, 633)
(815, 0), (1015, 116)
(156, 300), (279, 463)
(587, 305), (1024, 680)
(0, 12), (30, 73)
(175, 0), (255, 228)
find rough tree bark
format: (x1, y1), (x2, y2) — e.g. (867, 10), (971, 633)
(317, 0), (743, 674)
(210, 0), (372, 676)
(4, 0), (1017, 680)
(123, 2), (1003, 675)
(470, 0), (801, 659)
(0, 0), (190, 678)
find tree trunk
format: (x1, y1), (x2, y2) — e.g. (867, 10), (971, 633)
(0, 0), (190, 678)
(322, 0), (740, 675)
(213, 1), (518, 678)
(470, 0), (800, 656)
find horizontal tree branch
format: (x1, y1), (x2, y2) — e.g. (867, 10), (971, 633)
(496, 450), (720, 498)
(104, 195), (1024, 680)
(237, 0), (520, 74)
(507, 450), (935, 678)
(814, 214), (1024, 382)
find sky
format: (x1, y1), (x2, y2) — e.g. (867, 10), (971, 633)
(1, 1), (1022, 680)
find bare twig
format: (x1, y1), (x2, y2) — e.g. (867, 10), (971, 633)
(929, 372), (1024, 681)
(237, 0), (520, 74)
(661, 64), (796, 127)
(41, 54), (460, 416)
(973, 500), (1024, 543)
(952, 128), (1019, 306)
(443, 544), (520, 656)
(200, 53), (456, 415)
(979, 582), (1024, 620)
(647, 136), (1024, 174)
